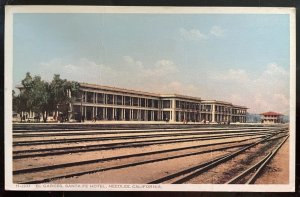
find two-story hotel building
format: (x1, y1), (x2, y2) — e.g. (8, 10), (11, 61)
(70, 83), (247, 123)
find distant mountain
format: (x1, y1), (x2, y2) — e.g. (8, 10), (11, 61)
(246, 113), (261, 123)
(282, 115), (289, 123)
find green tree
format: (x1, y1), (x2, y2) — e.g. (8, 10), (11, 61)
(13, 90), (30, 122)
(20, 73), (52, 122)
(50, 74), (80, 121)
(14, 73), (80, 123)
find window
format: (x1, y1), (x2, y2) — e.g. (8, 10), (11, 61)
(163, 111), (170, 121)
(147, 99), (153, 107)
(97, 93), (104, 104)
(153, 100), (159, 108)
(115, 95), (122, 105)
(86, 92), (94, 103)
(176, 100), (180, 108)
(141, 98), (146, 107)
(107, 94), (113, 104)
(181, 102), (185, 109)
(162, 100), (171, 108)
(124, 96), (130, 106)
(196, 104), (199, 110)
(132, 97), (139, 106)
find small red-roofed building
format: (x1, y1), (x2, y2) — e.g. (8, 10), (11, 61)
(260, 111), (283, 124)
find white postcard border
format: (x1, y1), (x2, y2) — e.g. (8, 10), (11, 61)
(4, 5), (296, 192)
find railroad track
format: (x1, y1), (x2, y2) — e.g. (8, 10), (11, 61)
(13, 128), (284, 146)
(13, 127), (285, 157)
(13, 133), (272, 159)
(13, 131), (281, 159)
(13, 127), (272, 138)
(13, 125), (289, 184)
(148, 131), (288, 184)
(225, 135), (289, 184)
(14, 135), (282, 184)
(13, 124), (282, 133)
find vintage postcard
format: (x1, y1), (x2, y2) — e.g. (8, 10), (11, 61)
(5, 6), (295, 192)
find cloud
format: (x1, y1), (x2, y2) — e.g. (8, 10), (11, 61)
(123, 56), (143, 70)
(209, 63), (289, 114)
(179, 28), (207, 41)
(34, 57), (289, 115)
(143, 59), (178, 77)
(122, 56), (178, 79)
(263, 63), (288, 76)
(179, 26), (226, 42)
(157, 81), (199, 96)
(210, 26), (226, 37)
(37, 58), (120, 86)
(35, 56), (182, 94)
(211, 68), (249, 82)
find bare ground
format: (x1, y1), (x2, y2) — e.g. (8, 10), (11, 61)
(12, 125), (289, 184)
(255, 138), (289, 184)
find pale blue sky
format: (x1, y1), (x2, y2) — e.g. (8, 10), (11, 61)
(13, 13), (290, 114)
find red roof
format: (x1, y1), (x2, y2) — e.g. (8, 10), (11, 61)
(260, 111), (282, 116)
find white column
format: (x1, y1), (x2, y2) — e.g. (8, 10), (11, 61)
(138, 109), (141, 120)
(212, 104), (215, 123)
(171, 99), (176, 123)
(129, 109), (132, 120)
(93, 107), (95, 119)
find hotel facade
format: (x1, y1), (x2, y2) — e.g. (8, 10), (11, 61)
(70, 83), (247, 123)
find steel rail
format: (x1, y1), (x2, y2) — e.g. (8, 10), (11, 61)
(14, 144), (255, 184)
(148, 133), (283, 184)
(13, 124), (282, 132)
(13, 127), (288, 184)
(13, 129), (282, 146)
(14, 133), (274, 159)
(14, 140), (254, 175)
(225, 135), (289, 184)
(14, 129), (288, 160)
(13, 127), (273, 138)
(14, 130), (287, 159)
(13, 133), (266, 162)
(13, 133), (273, 159)
(246, 135), (289, 184)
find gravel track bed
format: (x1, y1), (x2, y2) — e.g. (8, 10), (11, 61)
(12, 124), (289, 184)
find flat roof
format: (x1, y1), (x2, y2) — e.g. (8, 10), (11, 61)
(78, 83), (247, 108)
(160, 94), (201, 102)
(80, 83), (161, 97)
(201, 100), (247, 109)
(80, 83), (202, 101)
(202, 100), (232, 105)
